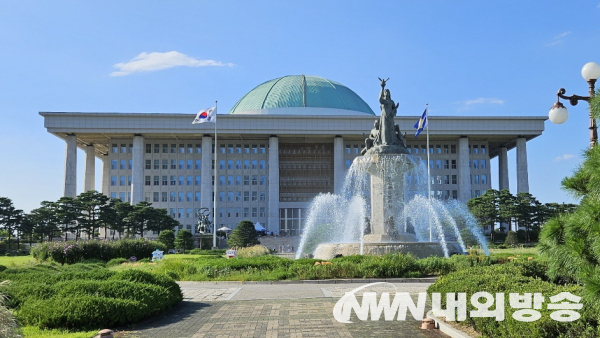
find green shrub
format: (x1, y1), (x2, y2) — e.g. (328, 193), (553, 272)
(228, 220), (260, 248)
(187, 248), (226, 256)
(236, 245), (271, 258)
(18, 295), (146, 330)
(157, 230), (175, 250)
(505, 231), (519, 246)
(428, 263), (596, 338)
(106, 258), (128, 267)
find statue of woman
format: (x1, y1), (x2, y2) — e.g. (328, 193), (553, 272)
(378, 78), (400, 146)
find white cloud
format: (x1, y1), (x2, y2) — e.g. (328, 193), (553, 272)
(110, 51), (234, 76)
(456, 98), (504, 111)
(547, 31), (571, 47)
(554, 154), (576, 162)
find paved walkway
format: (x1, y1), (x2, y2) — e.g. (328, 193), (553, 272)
(118, 281), (450, 338)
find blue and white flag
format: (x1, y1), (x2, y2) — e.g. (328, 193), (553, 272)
(192, 107), (216, 124)
(413, 108), (428, 137)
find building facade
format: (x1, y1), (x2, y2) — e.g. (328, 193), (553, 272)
(41, 75), (546, 236)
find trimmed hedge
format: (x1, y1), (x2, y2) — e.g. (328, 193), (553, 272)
(427, 262), (599, 338)
(31, 239), (167, 265)
(0, 266), (182, 330)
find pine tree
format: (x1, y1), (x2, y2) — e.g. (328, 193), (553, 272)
(228, 220), (260, 248)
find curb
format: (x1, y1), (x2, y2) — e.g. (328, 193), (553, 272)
(178, 277), (438, 285)
(426, 310), (473, 338)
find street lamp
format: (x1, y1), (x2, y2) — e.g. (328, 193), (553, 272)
(549, 61), (600, 148)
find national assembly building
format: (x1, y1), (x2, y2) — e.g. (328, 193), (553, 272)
(40, 75), (546, 236)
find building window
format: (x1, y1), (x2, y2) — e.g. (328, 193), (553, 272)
(473, 145), (479, 154)
(481, 174), (487, 184)
(187, 192), (193, 202)
(252, 160), (257, 169)
(444, 175), (450, 184)
(451, 160), (457, 169)
(154, 160), (159, 170)
(473, 160), (478, 169)
(252, 175), (258, 185)
(219, 176), (225, 186)
(112, 160), (118, 170)
(128, 176), (132, 186)
(162, 192), (169, 202)
(162, 176), (168, 185)
(171, 144), (177, 153)
(179, 176), (184, 186)
(187, 160), (193, 170)
(153, 144), (159, 153)
(144, 176), (150, 185)
(170, 192), (176, 202)
(227, 192), (233, 202)
(260, 176), (266, 185)
(443, 145), (449, 154)
(481, 160), (486, 169)
(260, 191), (266, 201)
(195, 192), (201, 202)
(260, 145), (266, 153)
(111, 176), (117, 186)
(227, 176), (233, 186)
(195, 160), (201, 170)
(444, 160), (449, 169)
(244, 145), (250, 154)
(170, 175), (176, 185)
(252, 207), (258, 217)
(243, 207), (249, 217)
(436, 160), (442, 169)
(236, 160), (242, 169)
(450, 145), (456, 154)
(236, 176), (242, 185)
(219, 160), (225, 170)
(345, 160), (352, 169)
(114, 144), (120, 154)
(178, 192), (184, 202)
(196, 144), (202, 153)
(481, 145), (486, 154)
(153, 176), (159, 185)
(153, 192), (159, 202)
(180, 144), (185, 153)
(195, 176), (201, 185)
(244, 160), (250, 169)
(252, 144), (258, 153)
(179, 160), (185, 170)
(187, 176), (193, 185)
(120, 160), (126, 170)
(243, 191), (249, 201)
(452, 175), (457, 184)
(163, 159), (168, 170)
(436, 145), (441, 154)
(244, 175), (249, 185)
(219, 192), (225, 202)
(236, 191), (242, 201)
(227, 160), (233, 170)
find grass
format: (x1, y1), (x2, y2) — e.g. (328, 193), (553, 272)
(0, 255), (35, 267)
(22, 326), (98, 338)
(488, 246), (538, 256)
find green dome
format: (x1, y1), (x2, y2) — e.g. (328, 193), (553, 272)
(229, 75), (375, 115)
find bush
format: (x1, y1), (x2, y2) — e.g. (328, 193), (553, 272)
(106, 258), (128, 267)
(428, 263), (597, 338)
(174, 230), (194, 253)
(157, 230), (175, 250)
(32, 239), (167, 264)
(236, 245), (271, 258)
(187, 248), (226, 256)
(505, 231), (519, 246)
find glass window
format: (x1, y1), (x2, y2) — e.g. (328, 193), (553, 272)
(220, 144), (226, 154)
(244, 207), (249, 217)
(252, 160), (257, 169)
(473, 160), (478, 169)
(171, 144), (177, 153)
(179, 160), (185, 170)
(154, 160), (159, 170)
(178, 192), (184, 202)
(244, 144), (250, 154)
(219, 160), (225, 170)
(236, 160), (242, 169)
(153, 144), (160, 153)
(429, 145), (434, 154)
(162, 176), (168, 185)
(260, 160), (266, 170)
(171, 160), (176, 170)
(170, 175), (176, 185)
(260, 176), (266, 185)
(260, 192), (266, 201)
(219, 192), (225, 202)
(450, 145), (456, 154)
(195, 192), (201, 202)
(474, 175), (480, 184)
(170, 192), (176, 202)
(120, 160), (126, 170)
(244, 160), (249, 169)
(452, 175), (457, 184)
(153, 192), (159, 202)
(219, 176), (225, 186)
(114, 144), (120, 153)
(112, 160), (118, 170)
(252, 144), (258, 153)
(436, 160), (442, 169)
(436, 145), (441, 154)
(260, 145), (266, 153)
(444, 175), (450, 184)
(236, 176), (242, 185)
(228, 160), (233, 170)
(252, 175), (258, 185)
(451, 160), (457, 169)
(178, 208), (183, 218)
(187, 176), (192, 185)
(345, 160), (352, 169)
(236, 191), (242, 201)
(144, 176), (150, 185)
(163, 159), (168, 170)
(227, 176), (233, 185)
(195, 160), (201, 170)
(179, 176), (184, 185)
(186, 192), (192, 202)
(473, 145), (479, 154)
(163, 144), (168, 153)
(227, 192), (233, 202)
(153, 176), (159, 185)
(228, 144), (234, 153)
(481, 160), (487, 169)
(195, 176), (201, 185)
(243, 191), (249, 201)
(345, 145), (351, 154)
(179, 144), (185, 153)
(196, 144), (202, 153)
(111, 176), (117, 186)
(188, 144), (193, 153)
(481, 145), (486, 154)
(481, 175), (487, 184)
(443, 145), (449, 154)
(444, 160), (449, 169)
(128, 176), (132, 186)
(244, 175), (249, 185)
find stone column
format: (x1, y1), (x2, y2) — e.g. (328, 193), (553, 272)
(333, 136), (345, 194)
(201, 135), (213, 211)
(498, 146), (509, 191)
(101, 154), (110, 195)
(84, 144), (95, 192)
(458, 137), (472, 203)
(63, 134), (77, 198)
(268, 136), (280, 233)
(516, 137), (529, 193)
(130, 135), (144, 205)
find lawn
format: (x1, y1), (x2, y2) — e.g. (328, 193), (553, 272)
(0, 255), (35, 267)
(22, 326), (98, 338)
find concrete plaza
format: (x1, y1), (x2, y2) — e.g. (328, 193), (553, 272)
(119, 280), (451, 338)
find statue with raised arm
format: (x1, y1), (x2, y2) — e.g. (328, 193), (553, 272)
(378, 77), (400, 146)
(361, 78), (409, 156)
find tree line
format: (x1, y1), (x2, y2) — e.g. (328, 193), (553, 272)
(467, 189), (577, 242)
(0, 191), (180, 247)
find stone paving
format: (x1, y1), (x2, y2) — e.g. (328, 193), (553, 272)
(118, 282), (450, 338)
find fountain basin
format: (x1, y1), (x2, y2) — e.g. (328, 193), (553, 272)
(313, 242), (465, 260)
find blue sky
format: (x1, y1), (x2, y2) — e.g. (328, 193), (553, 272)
(1, 1), (600, 212)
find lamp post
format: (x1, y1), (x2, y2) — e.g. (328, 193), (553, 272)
(549, 61), (600, 148)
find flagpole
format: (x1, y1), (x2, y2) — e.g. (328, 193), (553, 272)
(425, 104), (432, 242)
(213, 101), (218, 249)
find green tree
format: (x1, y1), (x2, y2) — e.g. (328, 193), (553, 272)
(0, 198), (23, 249)
(28, 201), (61, 242)
(467, 189), (499, 241)
(174, 230), (194, 253)
(504, 230), (518, 246)
(55, 197), (80, 241)
(497, 189), (516, 232)
(228, 220), (260, 248)
(75, 190), (109, 239)
(538, 90), (600, 309)
(158, 230), (175, 250)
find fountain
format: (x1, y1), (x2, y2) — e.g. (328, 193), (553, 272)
(296, 79), (489, 259)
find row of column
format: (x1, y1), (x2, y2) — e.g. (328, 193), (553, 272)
(63, 134), (530, 230)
